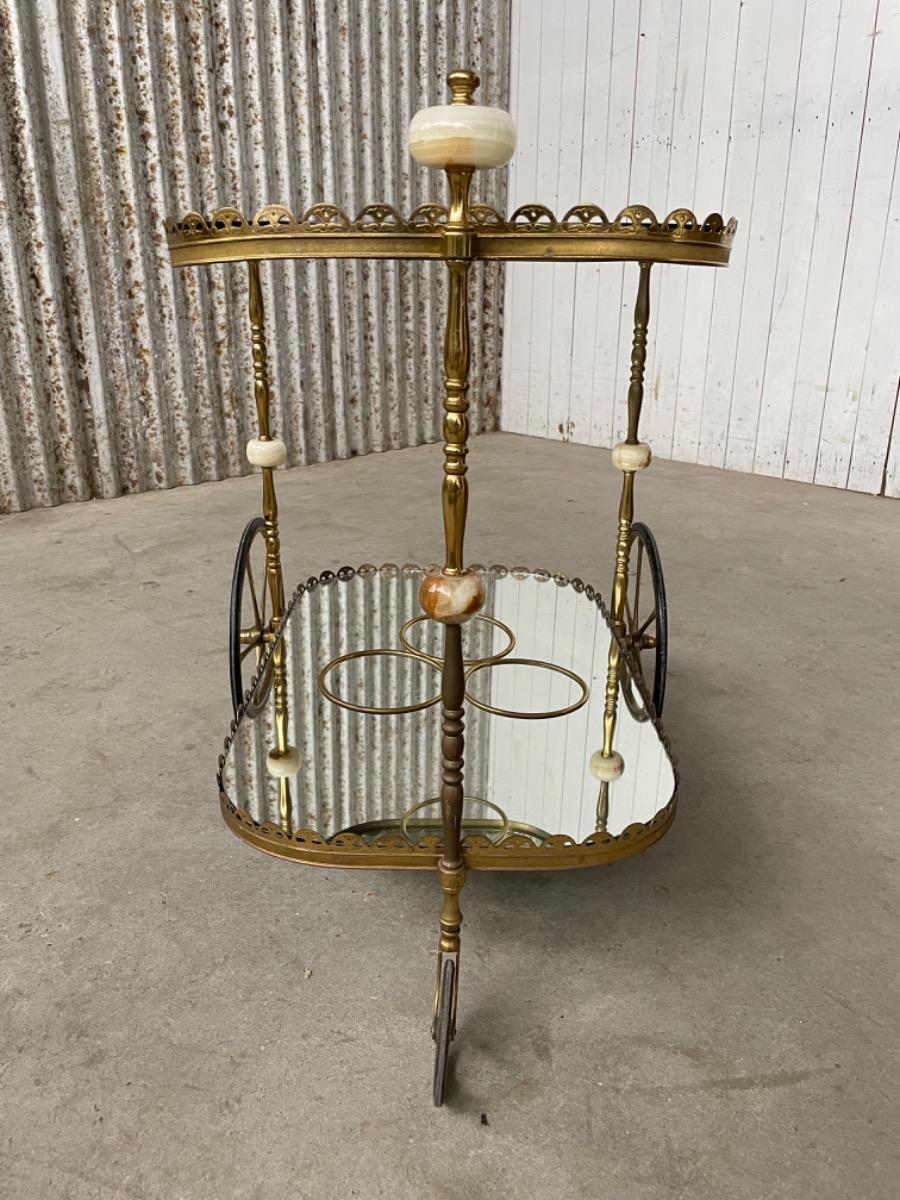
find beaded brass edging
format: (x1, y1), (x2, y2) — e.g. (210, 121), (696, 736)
(216, 564), (679, 872)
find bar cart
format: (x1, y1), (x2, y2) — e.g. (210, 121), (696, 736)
(165, 70), (736, 1106)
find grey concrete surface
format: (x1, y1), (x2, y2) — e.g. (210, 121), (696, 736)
(2, 432), (899, 1200)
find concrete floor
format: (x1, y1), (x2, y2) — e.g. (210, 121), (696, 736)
(2, 432), (899, 1199)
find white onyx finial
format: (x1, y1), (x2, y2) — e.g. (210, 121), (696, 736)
(409, 69), (516, 170)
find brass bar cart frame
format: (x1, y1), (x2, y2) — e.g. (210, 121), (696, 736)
(166, 69), (735, 1107)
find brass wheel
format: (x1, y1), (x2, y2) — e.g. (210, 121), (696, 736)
(621, 521), (668, 721)
(229, 517), (275, 717)
(432, 956), (455, 1108)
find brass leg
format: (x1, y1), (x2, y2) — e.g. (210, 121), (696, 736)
(435, 856), (465, 1039)
(247, 259), (293, 834)
(433, 622), (467, 1036)
(594, 263), (653, 823)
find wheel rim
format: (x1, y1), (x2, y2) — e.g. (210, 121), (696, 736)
(230, 519), (275, 716)
(433, 957), (455, 1107)
(621, 522), (667, 720)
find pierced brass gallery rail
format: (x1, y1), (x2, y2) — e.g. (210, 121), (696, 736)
(165, 202), (736, 267)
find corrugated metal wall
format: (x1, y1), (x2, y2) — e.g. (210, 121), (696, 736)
(0, 0), (510, 514)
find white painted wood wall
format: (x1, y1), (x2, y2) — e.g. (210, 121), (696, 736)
(501, 0), (900, 496)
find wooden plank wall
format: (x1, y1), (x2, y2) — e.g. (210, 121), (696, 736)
(501, 0), (900, 496)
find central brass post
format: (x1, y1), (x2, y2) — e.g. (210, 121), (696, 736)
(432, 68), (479, 1037)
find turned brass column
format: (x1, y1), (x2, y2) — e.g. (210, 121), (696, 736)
(438, 159), (474, 872)
(429, 68), (482, 1037)
(247, 260), (292, 832)
(440, 170), (474, 578)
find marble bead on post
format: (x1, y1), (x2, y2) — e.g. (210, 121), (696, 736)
(420, 570), (485, 624)
(247, 437), (287, 468)
(266, 746), (300, 778)
(589, 750), (625, 782)
(611, 442), (651, 471)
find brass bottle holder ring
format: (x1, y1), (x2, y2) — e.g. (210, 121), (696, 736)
(318, 645), (590, 721)
(398, 612), (516, 669)
(401, 796), (511, 845)
(337, 812), (556, 847)
(464, 657), (590, 720)
(317, 648), (441, 716)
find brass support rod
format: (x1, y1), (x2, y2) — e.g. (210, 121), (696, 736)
(600, 263), (653, 772)
(626, 261), (652, 444)
(248, 260), (272, 439)
(596, 781), (610, 834)
(600, 472), (634, 768)
(610, 471), (636, 637)
(247, 259), (291, 833)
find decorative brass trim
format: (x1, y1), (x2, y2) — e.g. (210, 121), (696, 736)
(164, 203), (736, 268)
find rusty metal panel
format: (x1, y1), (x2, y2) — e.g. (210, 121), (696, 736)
(0, 0), (510, 513)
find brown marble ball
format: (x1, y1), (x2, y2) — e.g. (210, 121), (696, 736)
(419, 570), (485, 624)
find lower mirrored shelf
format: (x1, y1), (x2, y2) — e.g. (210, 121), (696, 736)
(218, 563), (678, 870)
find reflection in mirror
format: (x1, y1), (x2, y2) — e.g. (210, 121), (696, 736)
(221, 566), (675, 845)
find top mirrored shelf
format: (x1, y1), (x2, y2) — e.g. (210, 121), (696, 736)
(219, 564), (677, 870)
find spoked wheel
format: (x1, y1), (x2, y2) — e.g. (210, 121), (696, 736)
(229, 517), (275, 717)
(432, 957), (456, 1107)
(620, 521), (668, 721)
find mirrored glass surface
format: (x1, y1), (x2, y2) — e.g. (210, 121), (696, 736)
(221, 566), (675, 844)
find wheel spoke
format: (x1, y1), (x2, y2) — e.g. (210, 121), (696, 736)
(633, 541), (644, 629)
(245, 558), (263, 631)
(240, 637), (262, 662)
(637, 608), (657, 638)
(623, 592), (636, 635)
(259, 557), (269, 631)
